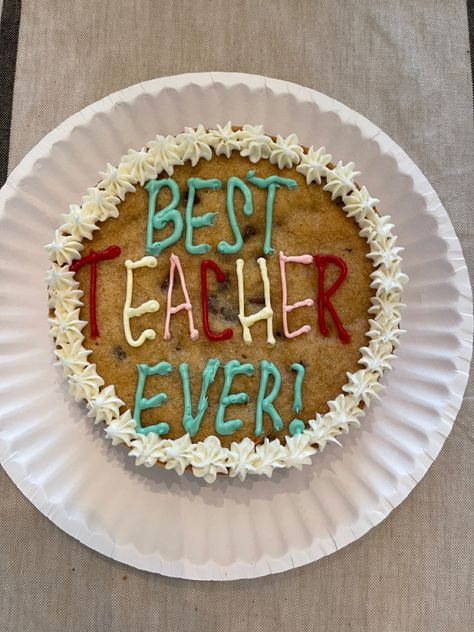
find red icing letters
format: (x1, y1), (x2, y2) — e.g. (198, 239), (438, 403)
(200, 259), (234, 341)
(70, 245), (121, 338)
(314, 254), (350, 344)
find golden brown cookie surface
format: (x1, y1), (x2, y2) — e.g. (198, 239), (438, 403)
(75, 153), (373, 447)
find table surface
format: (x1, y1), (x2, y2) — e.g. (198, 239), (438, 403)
(0, 1), (473, 630)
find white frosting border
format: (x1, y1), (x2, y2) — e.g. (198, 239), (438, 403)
(45, 123), (408, 483)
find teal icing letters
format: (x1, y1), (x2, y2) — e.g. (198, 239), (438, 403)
(217, 177), (253, 254)
(246, 170), (297, 255)
(185, 177), (222, 254)
(289, 362), (305, 435)
(133, 361), (173, 435)
(255, 360), (283, 436)
(145, 178), (183, 256)
(179, 359), (220, 437)
(215, 359), (254, 436)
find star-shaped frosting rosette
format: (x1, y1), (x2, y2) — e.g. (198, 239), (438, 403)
(189, 435), (230, 483)
(283, 433), (317, 469)
(60, 204), (99, 241)
(238, 124), (273, 163)
(323, 161), (361, 200)
(227, 437), (258, 480)
(119, 148), (158, 186)
(48, 308), (87, 346)
(86, 384), (125, 424)
(129, 432), (169, 467)
(54, 338), (91, 375)
(342, 186), (380, 223)
(342, 370), (383, 407)
(81, 187), (120, 222)
(176, 125), (213, 166)
(98, 163), (136, 200)
(296, 145), (332, 184)
(69, 363), (105, 402)
(146, 134), (184, 175)
(269, 133), (304, 169)
(206, 121), (241, 158)
(104, 410), (138, 447)
(45, 230), (84, 266)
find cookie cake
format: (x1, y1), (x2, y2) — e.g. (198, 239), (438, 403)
(45, 123), (407, 482)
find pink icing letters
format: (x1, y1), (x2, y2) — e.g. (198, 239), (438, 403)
(164, 253), (199, 341)
(279, 251), (315, 338)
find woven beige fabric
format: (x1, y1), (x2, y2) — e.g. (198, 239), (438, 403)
(1, 1), (473, 630)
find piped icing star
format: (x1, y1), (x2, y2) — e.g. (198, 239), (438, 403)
(189, 435), (230, 483)
(60, 204), (99, 241)
(342, 370), (383, 407)
(269, 133), (304, 169)
(119, 148), (158, 185)
(282, 433), (316, 469)
(69, 363), (105, 401)
(45, 230), (84, 265)
(98, 163), (136, 200)
(206, 122), (241, 158)
(129, 432), (169, 467)
(104, 410), (138, 446)
(176, 125), (213, 166)
(296, 146), (332, 184)
(54, 338), (91, 376)
(87, 384), (124, 424)
(252, 439), (285, 477)
(46, 263), (77, 293)
(323, 161), (361, 199)
(343, 186), (380, 222)
(358, 340), (396, 374)
(146, 134), (184, 175)
(162, 433), (193, 475)
(48, 308), (87, 345)
(81, 187), (120, 222)
(227, 437), (258, 480)
(238, 124), (273, 163)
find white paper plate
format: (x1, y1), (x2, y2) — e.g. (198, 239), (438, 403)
(0, 73), (471, 580)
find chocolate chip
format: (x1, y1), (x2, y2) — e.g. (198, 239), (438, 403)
(220, 303), (239, 323)
(160, 276), (169, 292)
(175, 345), (181, 352)
(344, 247), (353, 253)
(220, 273), (231, 291)
(183, 191), (200, 205)
(114, 345), (127, 361)
(276, 331), (282, 338)
(208, 294), (239, 323)
(242, 354), (248, 359)
(243, 225), (256, 242)
(248, 296), (265, 306)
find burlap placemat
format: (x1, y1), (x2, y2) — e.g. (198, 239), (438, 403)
(1, 1), (472, 630)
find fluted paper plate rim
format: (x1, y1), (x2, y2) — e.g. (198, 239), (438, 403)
(0, 72), (472, 580)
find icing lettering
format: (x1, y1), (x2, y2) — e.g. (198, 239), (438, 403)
(70, 245), (121, 338)
(200, 259), (233, 341)
(246, 170), (297, 255)
(236, 257), (275, 346)
(145, 178), (183, 256)
(133, 361), (172, 435)
(218, 176), (253, 254)
(215, 359), (254, 435)
(289, 362), (305, 435)
(314, 254), (350, 343)
(180, 359), (220, 436)
(279, 251), (315, 338)
(123, 256), (160, 347)
(255, 360), (283, 436)
(164, 253), (199, 341)
(185, 177), (222, 254)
